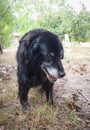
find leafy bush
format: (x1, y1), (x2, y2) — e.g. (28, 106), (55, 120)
(13, 0), (90, 42)
(0, 0), (90, 47)
(0, 0), (13, 47)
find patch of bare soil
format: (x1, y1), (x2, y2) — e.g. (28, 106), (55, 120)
(0, 44), (90, 130)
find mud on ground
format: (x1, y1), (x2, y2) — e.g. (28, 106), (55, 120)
(0, 44), (90, 130)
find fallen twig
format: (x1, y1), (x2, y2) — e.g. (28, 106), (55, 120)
(76, 88), (90, 104)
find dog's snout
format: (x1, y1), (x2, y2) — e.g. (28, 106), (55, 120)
(59, 71), (66, 78)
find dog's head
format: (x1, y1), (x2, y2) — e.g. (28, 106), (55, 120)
(39, 33), (65, 82)
(19, 29), (66, 82)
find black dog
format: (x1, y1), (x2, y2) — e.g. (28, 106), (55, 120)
(17, 29), (65, 109)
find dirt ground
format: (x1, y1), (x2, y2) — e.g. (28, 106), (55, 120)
(0, 43), (90, 130)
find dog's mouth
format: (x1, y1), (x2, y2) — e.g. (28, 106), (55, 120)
(41, 65), (57, 83)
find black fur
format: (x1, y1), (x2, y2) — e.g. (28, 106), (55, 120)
(17, 29), (65, 109)
(0, 43), (3, 53)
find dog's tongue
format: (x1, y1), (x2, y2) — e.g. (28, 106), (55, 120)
(49, 74), (57, 82)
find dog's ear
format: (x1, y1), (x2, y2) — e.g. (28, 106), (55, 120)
(19, 40), (29, 65)
(19, 33), (40, 65)
(18, 29), (45, 66)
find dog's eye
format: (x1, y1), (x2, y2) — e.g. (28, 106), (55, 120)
(44, 53), (54, 63)
(43, 53), (54, 66)
(49, 52), (54, 57)
(47, 53), (54, 60)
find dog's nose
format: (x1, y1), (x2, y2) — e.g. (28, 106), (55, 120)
(59, 71), (66, 78)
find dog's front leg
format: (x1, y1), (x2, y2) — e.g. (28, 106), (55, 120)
(46, 85), (53, 105)
(18, 85), (30, 109)
(42, 80), (54, 105)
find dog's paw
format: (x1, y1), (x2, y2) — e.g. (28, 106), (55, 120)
(22, 102), (30, 111)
